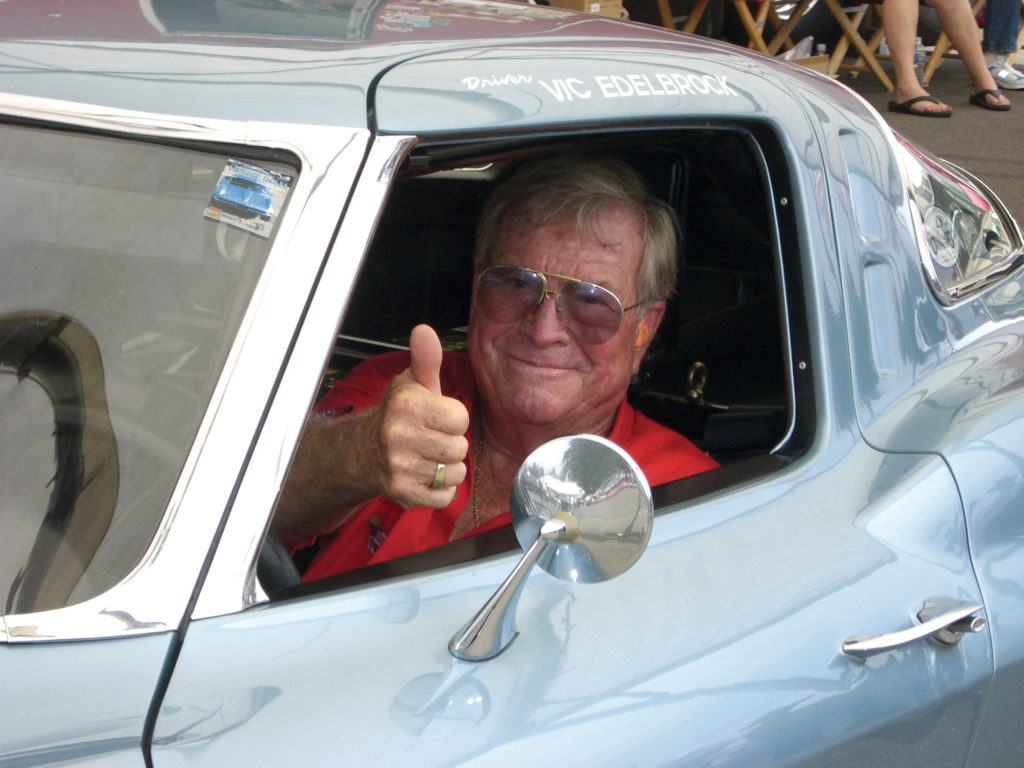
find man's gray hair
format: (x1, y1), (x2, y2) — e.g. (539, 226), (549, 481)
(474, 154), (680, 305)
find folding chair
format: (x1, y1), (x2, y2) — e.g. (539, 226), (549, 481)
(660, 0), (814, 52)
(730, 0), (817, 54)
(658, 0), (890, 88)
(840, 1), (908, 87)
(821, 0), (895, 87)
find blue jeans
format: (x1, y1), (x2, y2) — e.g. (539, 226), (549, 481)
(983, 0), (1022, 53)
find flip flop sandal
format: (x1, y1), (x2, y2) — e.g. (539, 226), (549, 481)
(969, 89), (1011, 111)
(887, 95), (953, 117)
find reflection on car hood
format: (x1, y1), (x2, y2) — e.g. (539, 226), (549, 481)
(0, 0), (875, 132)
(0, 0), (651, 44)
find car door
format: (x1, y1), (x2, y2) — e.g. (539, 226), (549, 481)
(0, 632), (172, 767)
(150, 129), (993, 767)
(151, 445), (989, 766)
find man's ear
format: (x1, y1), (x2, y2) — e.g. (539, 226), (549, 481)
(635, 301), (665, 346)
(631, 300), (665, 372)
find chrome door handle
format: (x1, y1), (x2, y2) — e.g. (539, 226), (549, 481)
(842, 599), (986, 659)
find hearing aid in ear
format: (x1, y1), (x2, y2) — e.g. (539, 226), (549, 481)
(634, 320), (650, 348)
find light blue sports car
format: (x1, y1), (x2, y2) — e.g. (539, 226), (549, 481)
(1, 0), (1023, 766)
(212, 174), (275, 221)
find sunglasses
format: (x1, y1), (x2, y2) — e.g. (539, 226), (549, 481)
(476, 265), (642, 345)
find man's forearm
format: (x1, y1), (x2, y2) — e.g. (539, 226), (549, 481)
(273, 409), (383, 539)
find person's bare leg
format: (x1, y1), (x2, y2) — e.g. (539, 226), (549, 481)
(928, 0), (1011, 106)
(884, 0), (952, 112)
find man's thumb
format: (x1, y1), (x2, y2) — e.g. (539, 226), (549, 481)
(408, 324), (443, 395)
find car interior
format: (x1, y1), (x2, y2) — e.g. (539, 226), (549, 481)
(270, 125), (814, 594)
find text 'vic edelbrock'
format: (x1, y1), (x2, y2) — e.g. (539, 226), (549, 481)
(461, 72), (738, 101)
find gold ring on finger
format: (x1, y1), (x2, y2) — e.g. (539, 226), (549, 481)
(428, 461), (446, 490)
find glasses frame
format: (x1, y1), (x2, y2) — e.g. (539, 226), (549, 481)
(477, 264), (643, 321)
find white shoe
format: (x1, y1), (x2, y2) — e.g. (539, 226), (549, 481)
(987, 55), (1024, 90)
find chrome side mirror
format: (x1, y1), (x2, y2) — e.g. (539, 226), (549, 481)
(449, 434), (653, 662)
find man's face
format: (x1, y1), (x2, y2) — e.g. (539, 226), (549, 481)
(468, 203), (665, 442)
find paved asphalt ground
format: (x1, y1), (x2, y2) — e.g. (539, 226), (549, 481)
(834, 57), (1023, 225)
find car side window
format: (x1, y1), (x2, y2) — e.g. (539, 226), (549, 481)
(0, 123), (295, 614)
(277, 128), (808, 593)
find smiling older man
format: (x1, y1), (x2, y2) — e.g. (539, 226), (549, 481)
(275, 155), (718, 579)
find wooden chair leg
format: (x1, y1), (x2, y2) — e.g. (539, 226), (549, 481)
(764, 0), (815, 54)
(681, 0), (713, 33)
(657, 0), (675, 27)
(731, 0), (772, 53)
(848, 20), (888, 73)
(923, 33), (954, 85)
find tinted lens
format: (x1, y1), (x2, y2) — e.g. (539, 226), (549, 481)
(477, 266), (544, 323)
(558, 282), (624, 344)
(560, 281), (623, 324)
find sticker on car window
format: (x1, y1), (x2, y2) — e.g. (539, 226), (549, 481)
(204, 160), (293, 238)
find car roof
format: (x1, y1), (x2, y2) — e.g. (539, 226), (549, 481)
(0, 0), (874, 134)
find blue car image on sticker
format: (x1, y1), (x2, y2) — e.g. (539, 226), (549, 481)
(205, 159), (293, 238)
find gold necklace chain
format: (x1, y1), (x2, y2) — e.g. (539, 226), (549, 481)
(472, 421), (482, 528)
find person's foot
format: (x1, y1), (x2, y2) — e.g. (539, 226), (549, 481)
(888, 95), (954, 116)
(985, 54), (1024, 91)
(888, 87), (952, 116)
(969, 88), (1012, 110)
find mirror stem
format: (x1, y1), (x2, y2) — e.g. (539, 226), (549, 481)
(449, 516), (571, 661)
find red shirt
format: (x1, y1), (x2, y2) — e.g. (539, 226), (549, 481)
(301, 351), (717, 581)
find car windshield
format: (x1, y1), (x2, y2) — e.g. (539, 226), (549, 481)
(227, 177), (262, 191)
(0, 123), (295, 614)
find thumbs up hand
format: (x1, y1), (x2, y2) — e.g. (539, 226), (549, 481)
(408, 323), (444, 395)
(373, 324), (470, 508)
